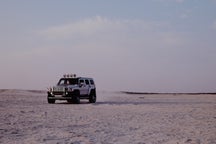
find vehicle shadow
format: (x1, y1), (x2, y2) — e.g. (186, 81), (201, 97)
(55, 101), (92, 105)
(93, 101), (214, 106)
(52, 100), (214, 105)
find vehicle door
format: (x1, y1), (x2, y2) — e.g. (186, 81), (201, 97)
(84, 79), (91, 95)
(79, 79), (88, 95)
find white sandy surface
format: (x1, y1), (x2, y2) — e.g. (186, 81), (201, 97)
(0, 89), (216, 144)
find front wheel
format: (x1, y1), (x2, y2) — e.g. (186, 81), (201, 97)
(47, 98), (55, 104)
(67, 99), (73, 104)
(73, 91), (80, 104)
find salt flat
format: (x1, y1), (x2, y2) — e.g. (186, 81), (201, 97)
(0, 89), (216, 144)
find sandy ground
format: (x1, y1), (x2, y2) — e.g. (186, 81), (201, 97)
(0, 89), (216, 144)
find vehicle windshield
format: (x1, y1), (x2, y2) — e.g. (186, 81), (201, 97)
(57, 78), (79, 85)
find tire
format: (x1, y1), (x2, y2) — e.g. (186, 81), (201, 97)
(67, 99), (73, 103)
(89, 91), (96, 103)
(47, 98), (55, 104)
(73, 91), (80, 104)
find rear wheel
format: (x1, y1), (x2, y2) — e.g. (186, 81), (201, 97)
(89, 91), (96, 103)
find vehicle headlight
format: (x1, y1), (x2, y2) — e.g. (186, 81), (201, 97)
(47, 87), (53, 92)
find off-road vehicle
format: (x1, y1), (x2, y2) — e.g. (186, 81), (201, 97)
(47, 74), (96, 104)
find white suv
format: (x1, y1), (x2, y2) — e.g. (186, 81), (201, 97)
(47, 74), (96, 104)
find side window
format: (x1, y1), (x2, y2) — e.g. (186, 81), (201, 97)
(66, 80), (70, 85)
(85, 80), (90, 85)
(79, 79), (84, 84)
(58, 79), (65, 85)
(90, 80), (94, 85)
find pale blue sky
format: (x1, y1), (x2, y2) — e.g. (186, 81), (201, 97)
(0, 0), (216, 92)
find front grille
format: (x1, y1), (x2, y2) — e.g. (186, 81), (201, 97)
(52, 86), (65, 95)
(53, 87), (64, 92)
(53, 91), (64, 95)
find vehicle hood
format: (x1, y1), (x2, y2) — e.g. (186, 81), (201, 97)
(52, 85), (78, 92)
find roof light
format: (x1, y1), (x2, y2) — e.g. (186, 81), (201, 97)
(63, 74), (76, 78)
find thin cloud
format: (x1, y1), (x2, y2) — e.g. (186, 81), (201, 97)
(36, 16), (183, 57)
(38, 16), (169, 40)
(176, 0), (184, 3)
(180, 13), (189, 19)
(152, 0), (184, 3)
(39, 16), (124, 39)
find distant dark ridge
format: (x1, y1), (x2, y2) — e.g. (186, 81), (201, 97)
(0, 89), (46, 94)
(26, 90), (46, 93)
(121, 91), (216, 95)
(0, 89), (8, 93)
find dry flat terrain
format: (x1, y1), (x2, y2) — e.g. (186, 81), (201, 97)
(0, 89), (216, 144)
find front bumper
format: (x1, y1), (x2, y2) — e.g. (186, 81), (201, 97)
(47, 91), (73, 100)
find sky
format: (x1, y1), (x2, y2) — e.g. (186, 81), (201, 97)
(0, 0), (216, 92)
